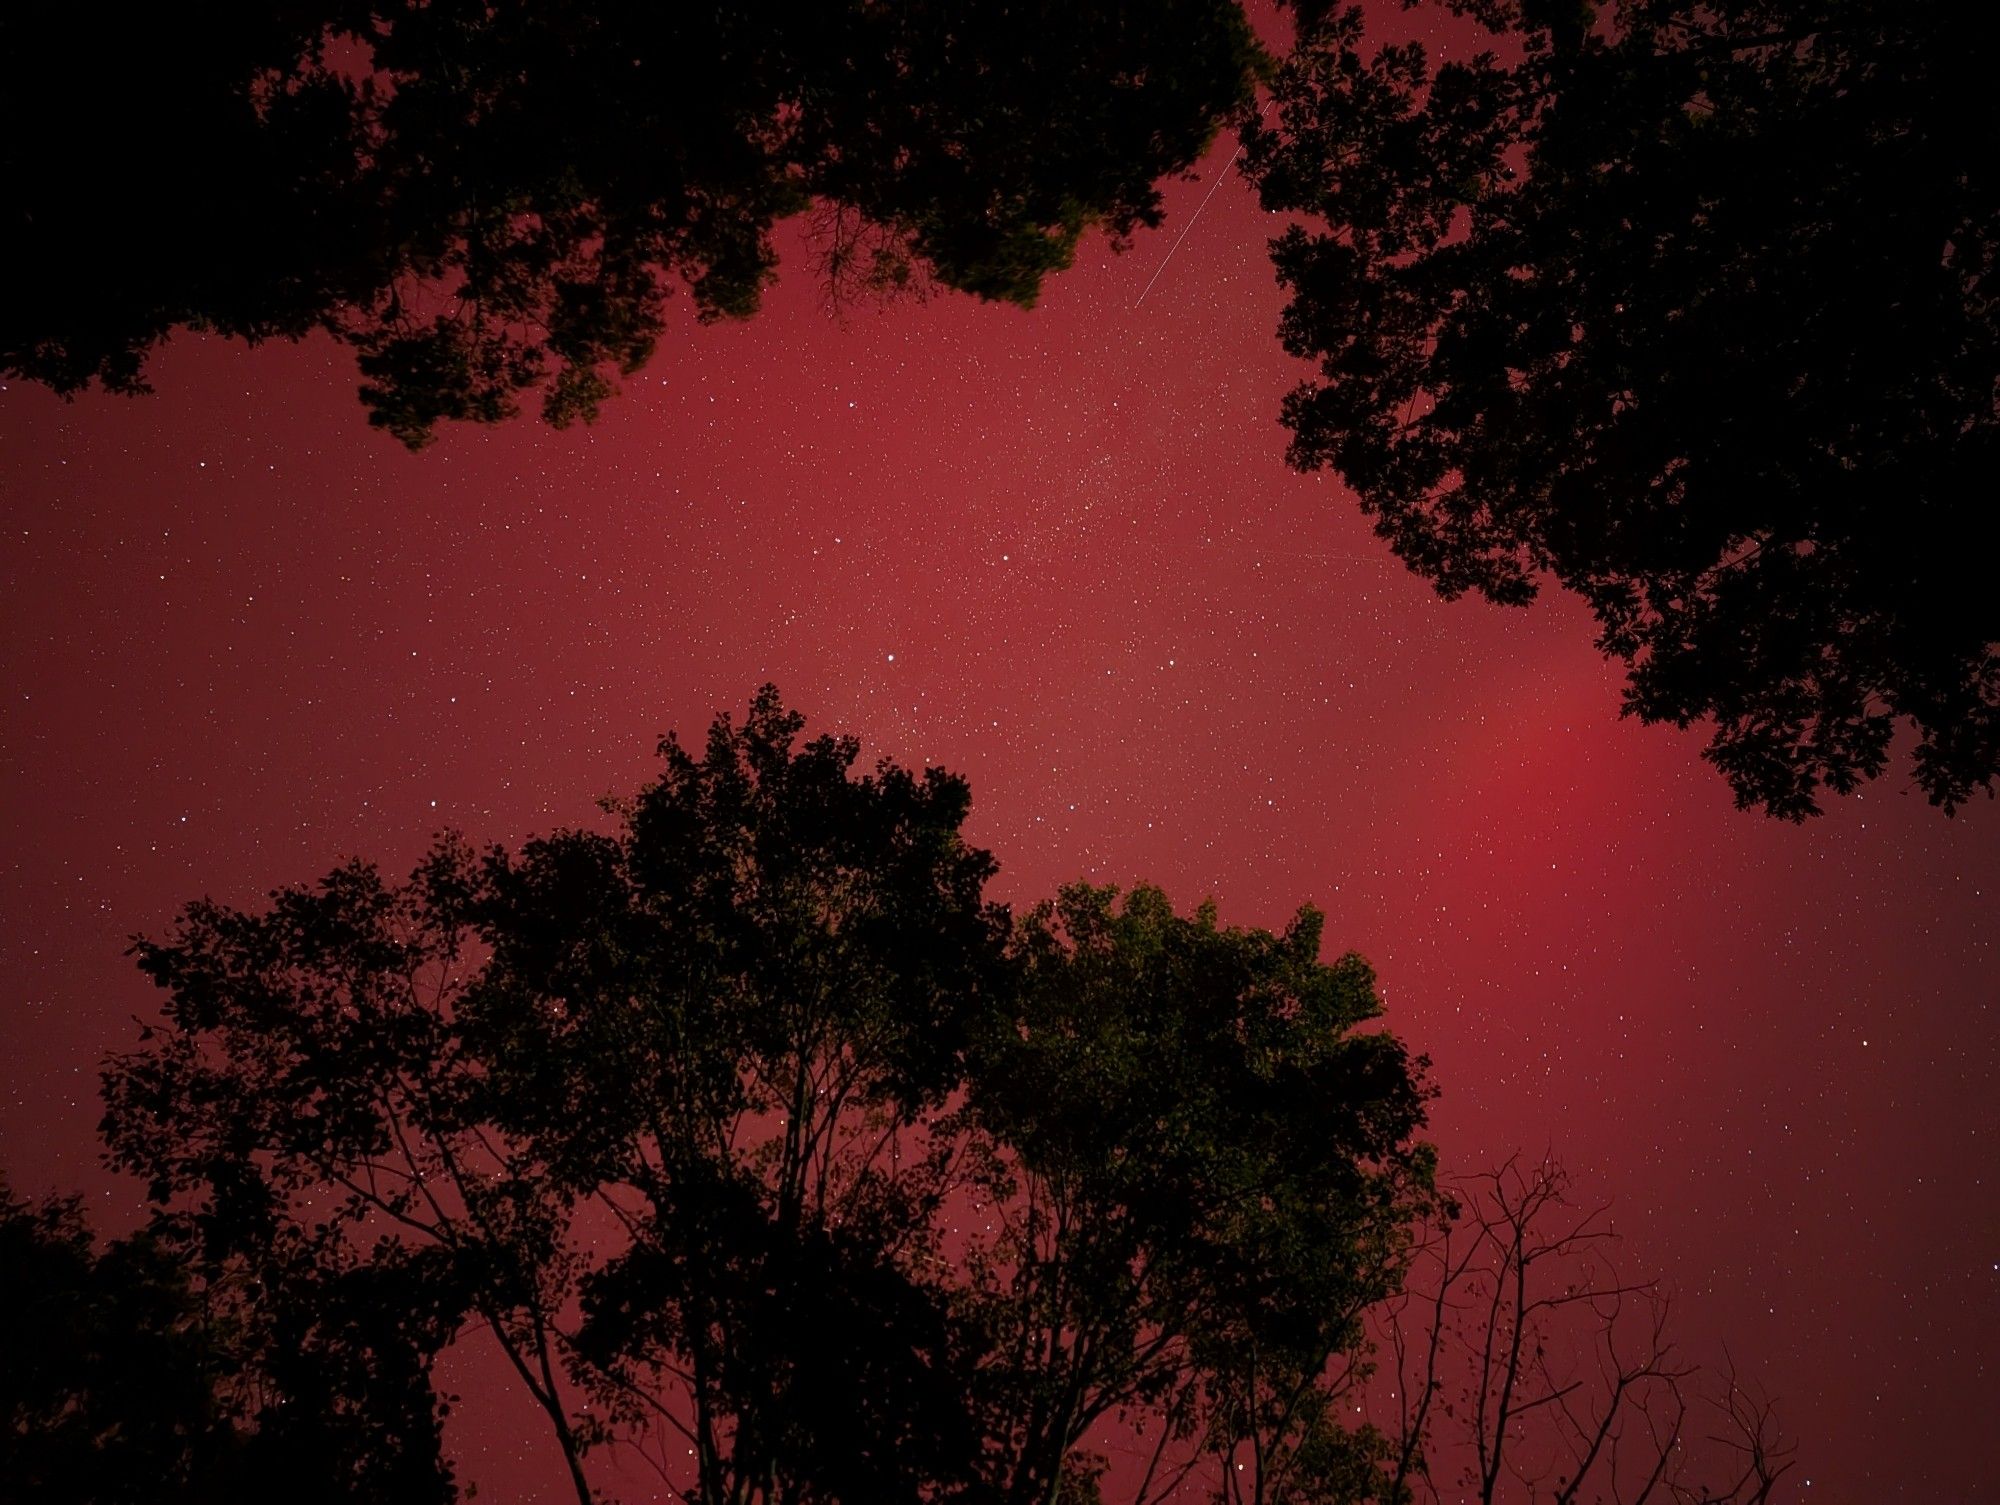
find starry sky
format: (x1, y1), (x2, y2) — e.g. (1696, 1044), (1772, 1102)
(3, 76), (1998, 1503)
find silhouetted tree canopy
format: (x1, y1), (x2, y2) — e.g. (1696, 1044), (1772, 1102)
(3, 2), (1261, 446)
(1243, 0), (2000, 818)
(962, 886), (1437, 1505)
(95, 688), (1438, 1505)
(0, 1184), (458, 1504)
(1, 1187), (236, 1504)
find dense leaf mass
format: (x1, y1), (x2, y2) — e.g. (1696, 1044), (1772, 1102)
(0, 1185), (458, 1505)
(2, 2), (1261, 446)
(1244, 0), (2000, 818)
(962, 886), (1435, 1505)
(1, 1189), (234, 1505)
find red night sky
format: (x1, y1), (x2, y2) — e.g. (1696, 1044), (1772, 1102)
(3, 78), (1997, 1504)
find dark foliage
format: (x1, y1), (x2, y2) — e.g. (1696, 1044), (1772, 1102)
(0, 1185), (457, 1505)
(959, 885), (1438, 1505)
(3, 1), (1262, 446)
(1244, 0), (2000, 817)
(1, 1188), (236, 1505)
(86, 688), (1437, 1505)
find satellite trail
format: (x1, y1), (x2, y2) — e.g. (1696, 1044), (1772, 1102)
(1134, 106), (1268, 308)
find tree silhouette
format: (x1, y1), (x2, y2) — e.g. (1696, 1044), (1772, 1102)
(3, 1), (1262, 447)
(1370, 1157), (1794, 1505)
(1243, 0), (1999, 818)
(95, 688), (1437, 1505)
(465, 686), (1006, 1505)
(2, 1186), (239, 1505)
(960, 884), (1437, 1505)
(0, 1183), (459, 1504)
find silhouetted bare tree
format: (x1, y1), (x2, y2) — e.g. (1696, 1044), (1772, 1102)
(1371, 1157), (1794, 1505)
